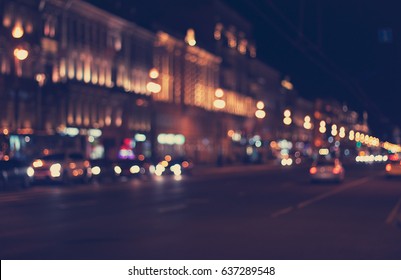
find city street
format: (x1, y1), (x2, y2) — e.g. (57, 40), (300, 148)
(1, 162), (401, 259)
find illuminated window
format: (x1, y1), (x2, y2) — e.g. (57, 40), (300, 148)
(185, 28), (196, 46)
(106, 64), (113, 88)
(84, 56), (91, 83)
(226, 27), (237, 48)
(67, 57), (75, 80)
(91, 61), (98, 85)
(44, 16), (56, 38)
(52, 62), (60, 82)
(3, 14), (11, 27)
(238, 38), (247, 55)
(98, 62), (106, 86)
(1, 56), (10, 74)
(249, 45), (256, 58)
(214, 23), (223, 40)
(59, 58), (66, 79)
(76, 58), (83, 81)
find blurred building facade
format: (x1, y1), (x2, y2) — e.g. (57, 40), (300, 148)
(1, 0), (154, 160)
(0, 0), (374, 164)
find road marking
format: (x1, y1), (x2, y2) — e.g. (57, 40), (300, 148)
(385, 195), (401, 225)
(158, 203), (187, 213)
(297, 177), (371, 209)
(271, 176), (374, 218)
(271, 206), (294, 218)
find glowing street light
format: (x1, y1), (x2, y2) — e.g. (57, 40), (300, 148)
(149, 68), (159, 79)
(303, 115), (312, 129)
(185, 28), (196, 46)
(255, 110), (266, 119)
(214, 88), (226, 109)
(146, 81), (161, 93)
(215, 88), (224, 98)
(319, 120), (326, 134)
(13, 47), (28, 61)
(12, 22), (24, 39)
(283, 109), (292, 125)
(213, 99), (226, 109)
(281, 77), (293, 91)
(255, 101), (266, 119)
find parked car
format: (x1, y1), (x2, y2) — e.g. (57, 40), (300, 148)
(31, 152), (92, 184)
(385, 154), (401, 178)
(0, 159), (33, 190)
(310, 157), (345, 183)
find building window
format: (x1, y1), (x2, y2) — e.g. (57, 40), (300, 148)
(67, 56), (75, 80)
(59, 58), (66, 79)
(44, 15), (56, 38)
(84, 56), (91, 83)
(91, 60), (98, 85)
(0, 56), (10, 74)
(214, 23), (223, 40)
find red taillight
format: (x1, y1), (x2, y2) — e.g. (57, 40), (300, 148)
(386, 164), (392, 172)
(333, 166), (341, 174)
(310, 167), (317, 174)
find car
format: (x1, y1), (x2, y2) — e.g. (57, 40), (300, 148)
(90, 159), (116, 182)
(149, 156), (194, 176)
(0, 159), (34, 190)
(31, 152), (92, 184)
(385, 154), (401, 178)
(113, 159), (144, 179)
(309, 158), (345, 183)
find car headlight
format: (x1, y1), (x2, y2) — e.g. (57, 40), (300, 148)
(130, 165), (140, 174)
(91, 166), (101, 175)
(27, 166), (35, 177)
(32, 159), (43, 168)
(114, 166), (122, 175)
(50, 163), (62, 177)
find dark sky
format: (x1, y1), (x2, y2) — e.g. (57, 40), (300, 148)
(227, 0), (401, 138)
(87, 0), (401, 139)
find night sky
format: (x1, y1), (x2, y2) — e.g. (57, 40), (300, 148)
(229, 0), (401, 138)
(87, 0), (401, 139)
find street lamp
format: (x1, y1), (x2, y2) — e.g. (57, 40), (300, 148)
(13, 47), (28, 61)
(213, 88), (226, 166)
(283, 109), (292, 125)
(11, 21), (24, 39)
(303, 115), (312, 130)
(281, 76), (293, 91)
(255, 101), (266, 119)
(147, 67), (161, 162)
(213, 88), (226, 109)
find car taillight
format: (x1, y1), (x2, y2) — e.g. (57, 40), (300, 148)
(386, 164), (392, 172)
(310, 167), (317, 174)
(333, 166), (341, 174)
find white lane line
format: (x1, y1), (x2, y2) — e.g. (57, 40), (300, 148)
(271, 206), (294, 218)
(270, 176), (374, 219)
(386, 195), (401, 225)
(297, 177), (371, 209)
(158, 203), (187, 213)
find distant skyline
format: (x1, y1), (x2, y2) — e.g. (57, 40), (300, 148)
(87, 0), (401, 139)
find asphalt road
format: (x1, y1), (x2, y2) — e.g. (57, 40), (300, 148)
(1, 162), (401, 259)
